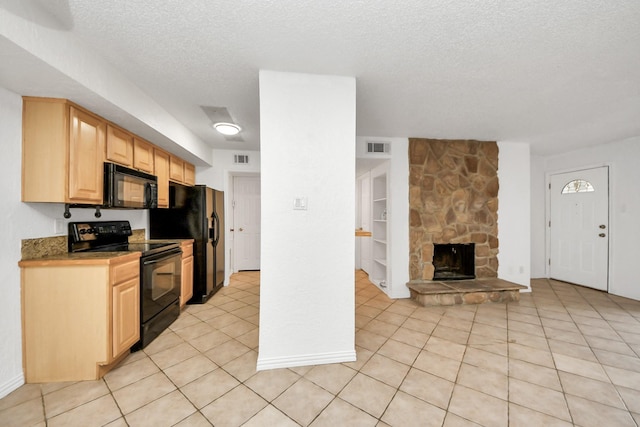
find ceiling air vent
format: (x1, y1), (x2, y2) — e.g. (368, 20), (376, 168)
(234, 154), (249, 164)
(367, 142), (390, 154)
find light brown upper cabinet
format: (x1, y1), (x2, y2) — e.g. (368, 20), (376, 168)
(133, 138), (154, 174)
(22, 97), (106, 205)
(106, 125), (133, 167)
(154, 148), (170, 208)
(23, 97), (195, 205)
(169, 155), (184, 183)
(184, 162), (195, 186)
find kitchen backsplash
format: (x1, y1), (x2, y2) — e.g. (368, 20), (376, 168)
(21, 229), (146, 259)
(21, 236), (67, 259)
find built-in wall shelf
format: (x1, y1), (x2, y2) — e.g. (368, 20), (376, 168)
(371, 171), (388, 290)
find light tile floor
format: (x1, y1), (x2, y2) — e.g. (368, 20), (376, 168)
(2, 270), (640, 426)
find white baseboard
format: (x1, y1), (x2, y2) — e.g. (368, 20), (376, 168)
(257, 349), (356, 371)
(0, 373), (25, 399)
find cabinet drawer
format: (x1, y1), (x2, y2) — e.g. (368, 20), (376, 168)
(110, 260), (139, 285)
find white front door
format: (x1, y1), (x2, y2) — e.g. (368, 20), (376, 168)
(550, 166), (609, 290)
(233, 175), (261, 271)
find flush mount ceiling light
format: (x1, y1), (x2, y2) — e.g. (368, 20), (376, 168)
(212, 122), (242, 136)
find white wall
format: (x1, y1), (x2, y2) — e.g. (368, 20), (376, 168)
(196, 149), (261, 285)
(533, 137), (640, 300)
(530, 154), (547, 277)
(496, 142), (531, 288)
(0, 87), (148, 398)
(388, 138), (410, 298)
(257, 71), (356, 369)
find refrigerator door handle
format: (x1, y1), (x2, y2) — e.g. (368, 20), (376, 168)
(212, 211), (220, 246)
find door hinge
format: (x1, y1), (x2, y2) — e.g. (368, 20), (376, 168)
(548, 220), (551, 227)
(548, 183), (551, 190)
(548, 258), (551, 265)
(232, 200), (236, 208)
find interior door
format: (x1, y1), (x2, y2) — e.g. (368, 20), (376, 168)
(550, 166), (609, 290)
(233, 175), (261, 271)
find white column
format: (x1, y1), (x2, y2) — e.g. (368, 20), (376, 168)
(257, 71), (356, 369)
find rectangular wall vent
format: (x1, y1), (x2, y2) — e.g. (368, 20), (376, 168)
(234, 154), (249, 164)
(367, 142), (390, 154)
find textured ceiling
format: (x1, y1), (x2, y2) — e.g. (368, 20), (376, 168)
(2, 0), (640, 156)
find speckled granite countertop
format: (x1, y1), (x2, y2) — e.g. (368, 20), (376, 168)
(20, 229), (148, 261)
(19, 229), (193, 267)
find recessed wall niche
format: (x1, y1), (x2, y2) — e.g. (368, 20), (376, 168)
(409, 139), (499, 281)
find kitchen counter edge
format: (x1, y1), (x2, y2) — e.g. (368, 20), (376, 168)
(19, 251), (141, 267)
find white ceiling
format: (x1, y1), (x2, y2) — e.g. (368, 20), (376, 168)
(1, 0), (639, 157)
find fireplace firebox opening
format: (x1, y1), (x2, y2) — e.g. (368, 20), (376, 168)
(432, 243), (475, 280)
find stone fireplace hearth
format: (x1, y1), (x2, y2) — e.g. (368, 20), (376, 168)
(409, 139), (499, 282)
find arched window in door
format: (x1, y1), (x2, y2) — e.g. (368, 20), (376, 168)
(561, 179), (595, 194)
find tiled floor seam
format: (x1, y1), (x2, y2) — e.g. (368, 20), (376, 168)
(506, 289), (575, 427)
(537, 279), (584, 426)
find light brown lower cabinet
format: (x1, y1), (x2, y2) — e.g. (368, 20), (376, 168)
(180, 240), (194, 307)
(19, 253), (141, 382)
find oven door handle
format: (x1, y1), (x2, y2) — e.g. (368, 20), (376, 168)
(142, 248), (182, 265)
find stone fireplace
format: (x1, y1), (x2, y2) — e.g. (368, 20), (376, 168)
(409, 139), (499, 281)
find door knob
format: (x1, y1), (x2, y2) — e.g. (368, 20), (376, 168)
(599, 233), (606, 237)
(239, 228), (244, 232)
(599, 224), (606, 229)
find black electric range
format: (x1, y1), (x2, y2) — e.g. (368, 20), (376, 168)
(68, 221), (182, 350)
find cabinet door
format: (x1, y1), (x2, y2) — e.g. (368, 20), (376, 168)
(106, 125), (133, 167)
(112, 277), (140, 358)
(154, 149), (170, 208)
(68, 106), (106, 203)
(169, 155), (184, 182)
(181, 255), (194, 307)
(133, 138), (154, 173)
(184, 162), (195, 186)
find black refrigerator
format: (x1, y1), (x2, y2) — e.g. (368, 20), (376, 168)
(149, 183), (225, 303)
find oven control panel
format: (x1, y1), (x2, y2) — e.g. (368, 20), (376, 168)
(68, 221), (133, 243)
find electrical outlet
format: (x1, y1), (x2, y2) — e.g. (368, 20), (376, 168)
(54, 219), (66, 235)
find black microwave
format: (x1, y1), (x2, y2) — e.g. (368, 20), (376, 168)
(104, 163), (158, 209)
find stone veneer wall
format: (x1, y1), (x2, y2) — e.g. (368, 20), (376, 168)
(409, 139), (499, 281)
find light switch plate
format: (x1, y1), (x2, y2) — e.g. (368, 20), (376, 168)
(293, 196), (308, 210)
